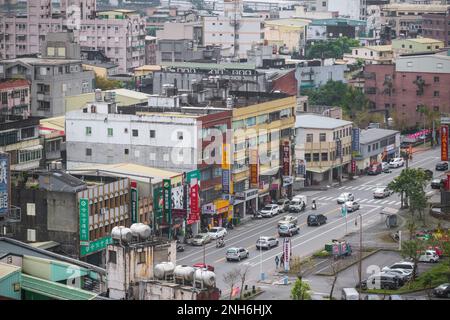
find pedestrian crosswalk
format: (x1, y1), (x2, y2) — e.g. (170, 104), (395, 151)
(313, 195), (401, 206)
(337, 185), (387, 191)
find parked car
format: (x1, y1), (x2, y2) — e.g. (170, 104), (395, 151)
(383, 269), (411, 285)
(435, 161), (448, 171)
(278, 215), (298, 227)
(337, 193), (354, 204)
(368, 162), (382, 175)
(289, 195), (307, 212)
(256, 236), (279, 250)
(389, 158), (405, 168)
(382, 261), (416, 275)
(277, 198), (290, 213)
(388, 295), (403, 300)
(432, 283), (450, 298)
(259, 204), (280, 217)
(207, 227), (227, 240)
(341, 288), (359, 300)
(307, 214), (327, 226)
(364, 294), (383, 300)
(192, 263), (215, 272)
(431, 178), (445, 189)
(419, 250), (439, 263)
(361, 273), (400, 290)
(381, 162), (389, 171)
(428, 246), (443, 257)
(191, 233), (211, 246)
(373, 187), (392, 199)
(226, 247), (249, 261)
(344, 201), (360, 212)
(278, 223), (299, 237)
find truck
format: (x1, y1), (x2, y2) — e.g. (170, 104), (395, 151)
(289, 195), (307, 213)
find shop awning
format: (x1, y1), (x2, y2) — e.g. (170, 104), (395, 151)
(306, 167), (330, 174)
(260, 167), (280, 176)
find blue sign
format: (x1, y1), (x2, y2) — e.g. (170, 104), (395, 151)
(0, 153), (10, 216)
(297, 159), (306, 176)
(352, 128), (360, 152)
(222, 169), (230, 194)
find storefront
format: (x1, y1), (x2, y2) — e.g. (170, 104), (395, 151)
(234, 189), (258, 217)
(282, 176), (293, 198)
(201, 199), (231, 228)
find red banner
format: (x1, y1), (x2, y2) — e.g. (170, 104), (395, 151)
(282, 141), (290, 176)
(187, 183), (200, 224)
(351, 160), (356, 174)
(250, 149), (259, 187)
(441, 125), (448, 161)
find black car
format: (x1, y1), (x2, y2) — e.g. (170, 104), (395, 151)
(436, 162), (448, 171)
(307, 214), (327, 226)
(433, 283), (450, 298)
(431, 178), (445, 189)
(360, 274), (400, 290)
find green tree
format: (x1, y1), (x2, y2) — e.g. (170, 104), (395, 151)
(400, 240), (424, 282)
(417, 104), (440, 146)
(94, 75), (122, 91)
(291, 277), (311, 300)
(388, 168), (431, 210)
(305, 37), (360, 60)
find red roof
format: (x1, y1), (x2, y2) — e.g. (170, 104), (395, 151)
(0, 79), (30, 91)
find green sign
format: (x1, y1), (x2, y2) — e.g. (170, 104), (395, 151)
(163, 179), (172, 220)
(186, 169), (200, 184)
(153, 187), (163, 223)
(79, 198), (89, 242)
(341, 205), (347, 217)
(131, 187), (139, 224)
(80, 236), (113, 256)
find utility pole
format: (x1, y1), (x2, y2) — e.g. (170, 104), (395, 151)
(358, 213), (363, 300)
(203, 242), (206, 265)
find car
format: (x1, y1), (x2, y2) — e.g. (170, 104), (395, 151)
(368, 163), (382, 175)
(259, 204), (280, 217)
(361, 273), (400, 290)
(192, 263), (215, 272)
(256, 236), (279, 250)
(341, 288), (359, 300)
(278, 215), (298, 227)
(428, 246), (443, 257)
(432, 283), (450, 298)
(373, 187), (392, 199)
(226, 247), (249, 261)
(277, 198), (290, 213)
(388, 295), (403, 300)
(419, 250), (439, 263)
(289, 195), (307, 212)
(381, 162), (389, 171)
(364, 294), (383, 300)
(191, 233), (211, 246)
(389, 158), (405, 168)
(383, 269), (411, 285)
(337, 193), (354, 204)
(278, 223), (299, 237)
(344, 201), (360, 212)
(382, 261), (416, 275)
(307, 214), (327, 226)
(436, 162), (448, 171)
(207, 227), (227, 240)
(431, 178), (445, 189)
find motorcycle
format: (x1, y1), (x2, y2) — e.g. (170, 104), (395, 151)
(226, 222), (234, 230)
(176, 241), (185, 252)
(216, 240), (225, 248)
(312, 201), (317, 210)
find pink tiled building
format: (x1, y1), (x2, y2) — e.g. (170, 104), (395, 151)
(0, 79), (30, 116)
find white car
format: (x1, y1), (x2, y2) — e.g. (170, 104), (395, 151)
(259, 204), (280, 217)
(337, 193), (354, 204)
(256, 236), (279, 250)
(226, 247), (249, 261)
(389, 158), (405, 168)
(344, 201), (360, 212)
(207, 227), (227, 240)
(382, 261), (415, 273)
(419, 250), (439, 263)
(373, 187), (392, 199)
(278, 215), (298, 227)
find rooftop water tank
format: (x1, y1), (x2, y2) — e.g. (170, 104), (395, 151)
(194, 269), (216, 288)
(154, 262), (175, 280)
(174, 265), (195, 283)
(111, 226), (132, 243)
(130, 223), (151, 240)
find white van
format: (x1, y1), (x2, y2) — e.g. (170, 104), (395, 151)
(341, 288), (359, 300)
(289, 195), (307, 213)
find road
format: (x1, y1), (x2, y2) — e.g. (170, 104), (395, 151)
(176, 147), (442, 294)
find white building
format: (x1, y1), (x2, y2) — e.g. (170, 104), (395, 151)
(328, 0), (366, 20)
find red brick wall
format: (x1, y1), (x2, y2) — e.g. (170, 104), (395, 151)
(271, 69), (298, 96)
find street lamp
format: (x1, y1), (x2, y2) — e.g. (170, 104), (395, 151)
(356, 213), (363, 299)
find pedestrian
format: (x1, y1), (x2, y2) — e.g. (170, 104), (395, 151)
(280, 254), (285, 268)
(275, 255), (279, 269)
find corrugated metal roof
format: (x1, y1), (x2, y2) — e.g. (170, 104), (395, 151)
(404, 37), (443, 44)
(161, 61), (256, 70)
(0, 262), (21, 281)
(296, 114), (352, 129)
(360, 128), (399, 144)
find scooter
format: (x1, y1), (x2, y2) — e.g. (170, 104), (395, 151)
(176, 241), (185, 252)
(312, 201), (317, 210)
(216, 240), (225, 248)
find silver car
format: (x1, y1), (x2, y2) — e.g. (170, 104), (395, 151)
(373, 187), (392, 199)
(345, 201), (360, 212)
(278, 223), (299, 237)
(259, 204), (280, 217)
(337, 193), (354, 204)
(278, 215), (298, 227)
(226, 247), (249, 261)
(256, 236), (279, 250)
(191, 233), (211, 246)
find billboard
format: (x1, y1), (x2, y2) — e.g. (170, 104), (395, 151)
(351, 160), (356, 174)
(283, 238), (291, 271)
(282, 141), (290, 176)
(222, 169), (230, 194)
(163, 179), (172, 226)
(130, 181), (138, 224)
(441, 125), (448, 161)
(153, 187), (163, 223)
(187, 183), (200, 224)
(250, 149), (259, 187)
(297, 159), (306, 176)
(79, 198), (89, 242)
(352, 128), (360, 152)
(0, 153), (10, 216)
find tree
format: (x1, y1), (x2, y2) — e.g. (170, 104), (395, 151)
(329, 260), (343, 300)
(400, 240), (424, 282)
(417, 104), (440, 147)
(94, 75), (122, 91)
(305, 37), (360, 60)
(388, 168), (431, 210)
(238, 263), (252, 300)
(222, 268), (240, 300)
(291, 277), (312, 300)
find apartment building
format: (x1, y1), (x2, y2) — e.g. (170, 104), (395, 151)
(264, 19), (309, 55)
(391, 37), (445, 54)
(0, 79), (30, 116)
(344, 45), (394, 64)
(422, 8), (450, 45)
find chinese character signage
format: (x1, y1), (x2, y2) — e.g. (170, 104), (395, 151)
(297, 159), (306, 176)
(283, 238), (291, 271)
(222, 169), (230, 194)
(79, 198), (89, 242)
(0, 153), (10, 216)
(80, 236), (113, 256)
(153, 187), (163, 223)
(282, 142), (290, 176)
(163, 179), (172, 226)
(441, 125), (448, 161)
(249, 149), (259, 187)
(131, 184), (138, 224)
(188, 183), (200, 224)
(351, 160), (356, 174)
(352, 128), (360, 152)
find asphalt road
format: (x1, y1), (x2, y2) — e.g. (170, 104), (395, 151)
(176, 147), (442, 293)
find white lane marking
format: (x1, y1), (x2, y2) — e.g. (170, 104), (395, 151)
(359, 199), (367, 203)
(373, 200), (382, 204)
(339, 186), (346, 190)
(355, 198), (362, 202)
(388, 201), (397, 205)
(395, 202), (401, 205)
(366, 199), (375, 203)
(381, 200), (389, 204)
(317, 196), (328, 201)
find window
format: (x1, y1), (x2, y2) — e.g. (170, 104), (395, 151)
(246, 117), (256, 127)
(109, 250), (117, 264)
(434, 76), (440, 83)
(21, 127), (35, 139)
(177, 131), (183, 140)
(107, 128), (113, 136)
(257, 114), (269, 124)
(319, 133), (326, 142)
(124, 148), (129, 155)
(434, 91), (439, 97)
(306, 134), (313, 142)
(132, 129), (138, 137)
(86, 148), (92, 156)
(86, 127), (92, 136)
(434, 106), (440, 112)
(321, 152), (328, 161)
(305, 153), (311, 162)
(368, 145), (371, 152)
(150, 130), (155, 138)
(137, 251), (146, 264)
(313, 153), (320, 162)
(27, 203), (35, 216)
(27, 229), (36, 242)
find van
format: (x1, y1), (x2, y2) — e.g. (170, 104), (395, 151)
(341, 288), (359, 300)
(289, 195), (307, 212)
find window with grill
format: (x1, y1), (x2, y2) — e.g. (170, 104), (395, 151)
(319, 133), (326, 142)
(321, 153), (328, 161)
(305, 153), (311, 162)
(313, 153), (320, 162)
(109, 250), (117, 264)
(306, 134), (313, 143)
(132, 129), (138, 137)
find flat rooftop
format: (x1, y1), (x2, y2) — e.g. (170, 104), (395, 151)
(360, 128), (400, 144)
(296, 114), (352, 129)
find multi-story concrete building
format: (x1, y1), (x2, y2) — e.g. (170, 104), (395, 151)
(306, 18), (367, 42)
(422, 8), (450, 45)
(145, 36), (157, 65)
(0, 79), (30, 116)
(344, 45), (394, 64)
(295, 114), (353, 187)
(156, 39), (221, 64)
(264, 19), (309, 55)
(328, 0), (367, 21)
(364, 54), (450, 129)
(295, 63), (347, 90)
(0, 32), (94, 117)
(391, 37), (445, 55)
